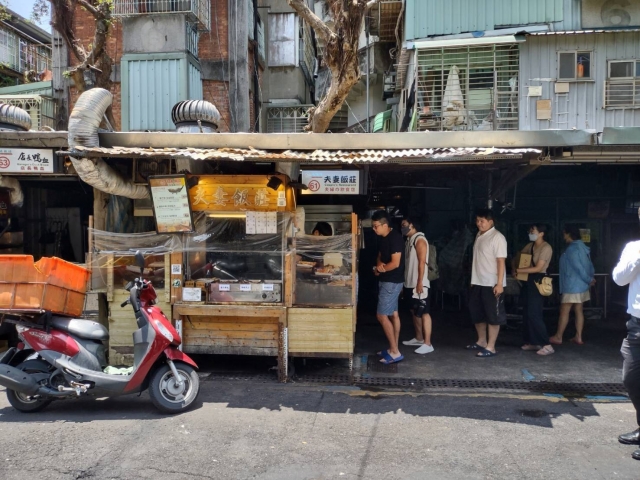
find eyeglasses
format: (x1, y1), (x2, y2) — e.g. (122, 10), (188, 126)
(372, 223), (383, 229)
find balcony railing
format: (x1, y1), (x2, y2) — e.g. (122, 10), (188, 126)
(113, 0), (211, 31)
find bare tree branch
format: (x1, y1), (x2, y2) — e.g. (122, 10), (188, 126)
(287, 0), (334, 43)
(76, 0), (99, 17)
(366, 0), (380, 10)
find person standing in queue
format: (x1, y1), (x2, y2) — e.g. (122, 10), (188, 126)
(400, 216), (435, 355)
(372, 210), (405, 364)
(514, 224), (555, 356)
(613, 208), (640, 460)
(466, 209), (507, 357)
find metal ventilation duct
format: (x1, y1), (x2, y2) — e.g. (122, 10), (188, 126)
(171, 100), (221, 133)
(0, 103), (32, 131)
(68, 88), (149, 199)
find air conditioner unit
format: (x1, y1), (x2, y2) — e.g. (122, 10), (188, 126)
(383, 72), (397, 93)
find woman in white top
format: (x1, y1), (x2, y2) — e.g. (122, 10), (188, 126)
(400, 217), (434, 355)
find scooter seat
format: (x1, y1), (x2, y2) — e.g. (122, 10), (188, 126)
(50, 317), (109, 341)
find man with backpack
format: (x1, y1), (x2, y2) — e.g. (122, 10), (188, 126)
(400, 216), (435, 354)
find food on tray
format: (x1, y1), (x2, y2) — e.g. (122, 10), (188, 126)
(297, 261), (316, 269)
(315, 266), (340, 275)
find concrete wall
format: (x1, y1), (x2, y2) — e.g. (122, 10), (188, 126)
(346, 79), (388, 129)
(122, 15), (188, 53)
(519, 31), (640, 131)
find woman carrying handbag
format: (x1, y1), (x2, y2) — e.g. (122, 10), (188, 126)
(514, 224), (555, 356)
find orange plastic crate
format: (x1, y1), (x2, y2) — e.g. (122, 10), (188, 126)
(0, 255), (90, 317)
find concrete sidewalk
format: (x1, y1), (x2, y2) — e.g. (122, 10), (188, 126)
(294, 309), (627, 385)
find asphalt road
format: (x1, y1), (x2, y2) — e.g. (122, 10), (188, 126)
(0, 379), (638, 480)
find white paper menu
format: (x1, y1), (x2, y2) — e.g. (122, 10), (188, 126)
(245, 211), (256, 234)
(255, 212), (267, 234)
(266, 211), (277, 234)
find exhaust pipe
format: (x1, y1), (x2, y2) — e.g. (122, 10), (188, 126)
(68, 89), (149, 199)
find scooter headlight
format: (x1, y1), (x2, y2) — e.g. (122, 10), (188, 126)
(154, 320), (174, 343)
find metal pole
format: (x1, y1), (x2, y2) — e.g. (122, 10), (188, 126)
(366, 15), (370, 133)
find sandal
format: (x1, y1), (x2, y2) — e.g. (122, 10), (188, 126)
(536, 345), (555, 356)
(380, 354), (404, 365)
(466, 343), (487, 351)
(521, 344), (541, 351)
(476, 350), (497, 357)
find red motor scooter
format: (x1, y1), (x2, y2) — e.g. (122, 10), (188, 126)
(0, 252), (200, 414)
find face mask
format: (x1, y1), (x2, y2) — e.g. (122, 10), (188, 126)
(401, 226), (411, 236)
(528, 233), (538, 242)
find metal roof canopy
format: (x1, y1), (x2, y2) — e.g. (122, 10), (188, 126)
(97, 130), (594, 150)
(601, 127), (640, 145)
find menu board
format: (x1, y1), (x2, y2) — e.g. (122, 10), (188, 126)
(149, 175), (194, 233)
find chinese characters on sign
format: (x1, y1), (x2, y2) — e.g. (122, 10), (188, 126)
(188, 176), (290, 212)
(301, 170), (360, 195)
(149, 176), (194, 233)
(0, 149), (55, 173)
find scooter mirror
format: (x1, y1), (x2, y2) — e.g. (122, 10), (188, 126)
(134, 251), (145, 275)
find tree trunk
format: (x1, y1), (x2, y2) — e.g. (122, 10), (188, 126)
(287, 0), (375, 133)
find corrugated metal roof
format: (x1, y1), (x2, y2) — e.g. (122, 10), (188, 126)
(64, 145), (540, 164)
(530, 29), (640, 35)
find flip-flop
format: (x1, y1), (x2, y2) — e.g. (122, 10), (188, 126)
(476, 350), (497, 357)
(380, 354), (404, 365)
(376, 350), (390, 357)
(466, 343), (486, 351)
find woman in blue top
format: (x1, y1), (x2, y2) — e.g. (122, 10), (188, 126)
(550, 224), (595, 346)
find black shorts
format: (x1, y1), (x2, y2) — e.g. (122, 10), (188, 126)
(404, 287), (431, 316)
(469, 285), (506, 326)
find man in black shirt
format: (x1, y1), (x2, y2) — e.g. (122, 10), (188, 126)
(372, 210), (405, 364)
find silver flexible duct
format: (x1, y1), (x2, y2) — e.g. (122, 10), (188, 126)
(0, 102), (30, 206)
(68, 88), (149, 199)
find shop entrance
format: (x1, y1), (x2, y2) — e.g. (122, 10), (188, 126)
(296, 163), (637, 385)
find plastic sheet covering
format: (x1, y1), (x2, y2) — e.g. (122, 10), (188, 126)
(91, 228), (183, 254)
(294, 234), (354, 307)
(185, 213), (291, 283)
(0, 175), (24, 207)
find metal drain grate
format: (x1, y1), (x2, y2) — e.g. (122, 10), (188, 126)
(203, 372), (627, 396)
(367, 356), (398, 374)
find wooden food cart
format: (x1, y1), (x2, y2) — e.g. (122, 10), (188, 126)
(171, 174), (359, 381)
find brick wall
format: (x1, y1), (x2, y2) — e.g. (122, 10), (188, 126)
(69, 0), (262, 132)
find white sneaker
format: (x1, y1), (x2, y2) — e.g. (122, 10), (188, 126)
(402, 338), (424, 346)
(415, 344), (435, 355)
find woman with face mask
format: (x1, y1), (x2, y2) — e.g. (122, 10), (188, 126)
(513, 224), (555, 355)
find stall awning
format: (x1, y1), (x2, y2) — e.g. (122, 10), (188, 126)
(62, 145), (541, 164)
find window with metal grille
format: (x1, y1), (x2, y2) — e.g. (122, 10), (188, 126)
(0, 27), (17, 71)
(415, 44), (519, 131)
(605, 59), (640, 108)
(266, 105), (310, 133)
(299, 19), (315, 85)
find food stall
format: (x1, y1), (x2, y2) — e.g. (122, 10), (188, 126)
(170, 174), (359, 381)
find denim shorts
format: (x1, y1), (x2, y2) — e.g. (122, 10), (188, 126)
(377, 281), (403, 316)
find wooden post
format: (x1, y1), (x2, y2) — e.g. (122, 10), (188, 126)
(92, 189), (108, 232)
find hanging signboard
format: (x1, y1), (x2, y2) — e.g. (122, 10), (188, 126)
(0, 148), (55, 173)
(148, 175), (194, 233)
(301, 170), (360, 195)
(187, 175), (293, 212)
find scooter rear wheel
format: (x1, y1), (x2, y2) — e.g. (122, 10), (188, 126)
(6, 361), (53, 413)
(149, 363), (200, 414)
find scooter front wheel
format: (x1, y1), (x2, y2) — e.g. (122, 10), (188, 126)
(149, 363), (200, 414)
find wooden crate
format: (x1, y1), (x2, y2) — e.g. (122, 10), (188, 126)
(175, 304), (285, 357)
(287, 307), (354, 354)
(108, 289), (171, 366)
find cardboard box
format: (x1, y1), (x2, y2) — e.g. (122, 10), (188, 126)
(516, 253), (532, 281)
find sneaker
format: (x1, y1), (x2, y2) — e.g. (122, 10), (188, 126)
(403, 338), (424, 346)
(415, 344), (435, 355)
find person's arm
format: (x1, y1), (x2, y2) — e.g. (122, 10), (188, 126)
(374, 252), (381, 276)
(378, 252), (402, 272)
(572, 248), (595, 285)
(494, 258), (505, 296)
(518, 247), (549, 274)
(415, 238), (427, 294)
(613, 243), (640, 286)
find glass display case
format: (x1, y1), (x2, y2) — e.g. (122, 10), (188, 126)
(183, 212), (290, 304)
(294, 234), (354, 306)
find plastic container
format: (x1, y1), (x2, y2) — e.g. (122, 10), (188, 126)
(0, 255), (90, 317)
